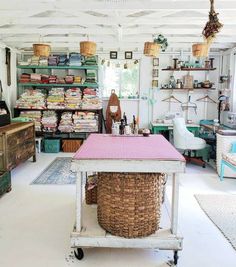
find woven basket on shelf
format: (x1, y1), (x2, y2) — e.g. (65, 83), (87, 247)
(62, 139), (82, 153)
(192, 43), (209, 58)
(80, 41), (97, 56)
(143, 42), (160, 57)
(33, 44), (51, 57)
(97, 172), (165, 238)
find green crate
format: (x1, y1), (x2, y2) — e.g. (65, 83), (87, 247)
(44, 139), (60, 153)
(0, 171), (11, 197)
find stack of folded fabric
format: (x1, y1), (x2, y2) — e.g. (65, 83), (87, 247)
(47, 88), (65, 109)
(15, 89), (46, 109)
(65, 88), (82, 109)
(30, 56), (40, 65)
(39, 56), (48, 66)
(18, 60), (30, 66)
(42, 110), (58, 132)
(20, 111), (42, 132)
(84, 56), (97, 65)
(41, 75), (50, 84)
(57, 54), (68, 66)
(68, 53), (82, 66)
(82, 88), (102, 109)
(48, 56), (59, 66)
(58, 112), (74, 133)
(65, 75), (74, 84)
(56, 77), (66, 84)
(85, 70), (97, 83)
(30, 73), (41, 83)
(74, 76), (82, 84)
(73, 112), (98, 132)
(49, 75), (57, 84)
(19, 73), (31, 83)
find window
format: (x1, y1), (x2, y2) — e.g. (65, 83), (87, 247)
(100, 61), (139, 98)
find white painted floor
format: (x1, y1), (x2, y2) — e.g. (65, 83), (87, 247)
(0, 153), (236, 267)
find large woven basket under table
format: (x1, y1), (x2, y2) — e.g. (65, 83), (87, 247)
(97, 172), (165, 238)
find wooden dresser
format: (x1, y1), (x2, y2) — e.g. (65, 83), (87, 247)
(0, 122), (36, 171)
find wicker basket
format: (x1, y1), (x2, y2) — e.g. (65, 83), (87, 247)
(62, 139), (82, 153)
(33, 44), (51, 57)
(143, 42), (160, 57)
(192, 43), (209, 58)
(97, 172), (165, 238)
(80, 41), (96, 56)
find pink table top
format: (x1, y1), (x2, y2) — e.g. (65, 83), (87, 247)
(74, 134), (185, 162)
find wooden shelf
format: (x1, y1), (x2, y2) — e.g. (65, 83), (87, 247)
(17, 83), (98, 88)
(17, 65), (98, 70)
(162, 68), (216, 71)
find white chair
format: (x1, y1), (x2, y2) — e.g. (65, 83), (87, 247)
(173, 118), (206, 167)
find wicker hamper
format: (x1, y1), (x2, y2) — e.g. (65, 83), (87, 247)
(97, 172), (165, 238)
(143, 42), (160, 57)
(33, 44), (51, 57)
(80, 41), (96, 56)
(192, 43), (209, 58)
(62, 139), (82, 153)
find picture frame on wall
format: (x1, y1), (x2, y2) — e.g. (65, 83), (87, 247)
(110, 51), (118, 59)
(152, 80), (158, 88)
(152, 69), (159, 78)
(153, 58), (159, 67)
(125, 51), (133, 59)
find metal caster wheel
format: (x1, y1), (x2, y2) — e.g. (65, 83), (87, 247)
(173, 251), (179, 265)
(74, 248), (84, 260)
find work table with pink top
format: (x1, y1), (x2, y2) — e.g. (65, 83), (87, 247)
(71, 134), (185, 263)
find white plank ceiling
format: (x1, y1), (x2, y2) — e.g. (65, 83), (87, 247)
(0, 0), (235, 52)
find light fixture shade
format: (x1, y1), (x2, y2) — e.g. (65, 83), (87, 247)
(80, 41), (97, 56)
(143, 42), (160, 57)
(33, 44), (51, 57)
(192, 43), (209, 58)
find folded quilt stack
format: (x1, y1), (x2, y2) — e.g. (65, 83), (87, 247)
(42, 110), (58, 132)
(82, 88), (102, 109)
(47, 88), (65, 109)
(58, 112), (74, 133)
(73, 112), (98, 133)
(20, 111), (42, 131)
(68, 53), (82, 66)
(65, 88), (82, 109)
(15, 89), (46, 109)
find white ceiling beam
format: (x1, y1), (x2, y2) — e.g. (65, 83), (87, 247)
(4, 36), (236, 44)
(0, 1), (236, 11)
(0, 27), (234, 35)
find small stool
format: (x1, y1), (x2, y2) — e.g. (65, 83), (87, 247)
(35, 137), (42, 153)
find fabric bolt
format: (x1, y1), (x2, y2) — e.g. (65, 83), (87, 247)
(15, 89), (46, 109)
(73, 111), (98, 133)
(58, 112), (74, 133)
(42, 110), (58, 132)
(65, 88), (82, 109)
(20, 111), (42, 131)
(47, 88), (65, 109)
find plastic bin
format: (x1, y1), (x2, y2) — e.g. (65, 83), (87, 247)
(44, 139), (60, 153)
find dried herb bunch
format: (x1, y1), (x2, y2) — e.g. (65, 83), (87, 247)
(202, 0), (223, 45)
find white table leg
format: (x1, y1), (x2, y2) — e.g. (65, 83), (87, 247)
(76, 171), (83, 232)
(171, 173), (179, 235)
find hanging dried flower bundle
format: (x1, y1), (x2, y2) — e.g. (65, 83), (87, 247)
(202, 0), (223, 45)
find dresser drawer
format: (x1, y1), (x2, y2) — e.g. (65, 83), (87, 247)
(6, 126), (34, 149)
